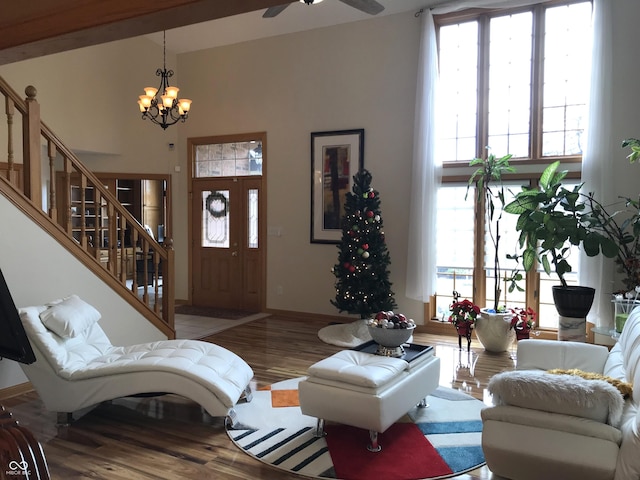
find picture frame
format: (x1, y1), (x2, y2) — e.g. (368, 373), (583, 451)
(310, 129), (364, 244)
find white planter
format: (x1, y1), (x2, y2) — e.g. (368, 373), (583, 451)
(475, 310), (515, 353)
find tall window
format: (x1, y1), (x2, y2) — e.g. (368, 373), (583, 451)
(434, 1), (592, 331)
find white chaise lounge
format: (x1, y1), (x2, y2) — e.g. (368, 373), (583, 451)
(18, 295), (254, 424)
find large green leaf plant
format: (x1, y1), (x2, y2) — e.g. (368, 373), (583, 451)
(504, 161), (618, 288)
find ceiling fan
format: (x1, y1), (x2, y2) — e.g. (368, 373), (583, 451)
(263, 0), (385, 18)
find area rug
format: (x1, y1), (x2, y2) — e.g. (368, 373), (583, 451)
(226, 378), (486, 480)
(174, 305), (255, 320)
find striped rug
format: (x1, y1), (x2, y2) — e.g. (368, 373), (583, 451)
(226, 378), (486, 480)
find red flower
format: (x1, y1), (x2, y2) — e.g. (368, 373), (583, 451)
(509, 306), (536, 331)
(448, 298), (480, 327)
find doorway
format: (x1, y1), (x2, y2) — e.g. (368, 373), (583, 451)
(188, 133), (266, 312)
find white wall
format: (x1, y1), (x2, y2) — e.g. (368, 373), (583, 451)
(0, 195), (166, 389)
(176, 11), (424, 321)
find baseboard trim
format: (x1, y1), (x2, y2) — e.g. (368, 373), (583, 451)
(0, 382), (33, 401)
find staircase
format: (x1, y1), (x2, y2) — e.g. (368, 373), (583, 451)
(0, 77), (175, 338)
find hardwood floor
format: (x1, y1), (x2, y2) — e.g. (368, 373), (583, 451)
(2, 315), (516, 479)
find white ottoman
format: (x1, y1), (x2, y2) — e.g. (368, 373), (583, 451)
(299, 348), (440, 451)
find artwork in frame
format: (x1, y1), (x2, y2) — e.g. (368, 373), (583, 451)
(310, 129), (364, 244)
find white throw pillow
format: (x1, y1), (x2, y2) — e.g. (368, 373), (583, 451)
(39, 295), (101, 338)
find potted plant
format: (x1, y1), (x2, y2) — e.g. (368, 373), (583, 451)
(580, 138), (640, 332)
(448, 292), (480, 351)
(504, 161), (618, 329)
(467, 150), (515, 312)
(509, 306), (537, 340)
(467, 151), (519, 352)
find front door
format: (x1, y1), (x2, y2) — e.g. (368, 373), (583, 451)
(191, 177), (262, 311)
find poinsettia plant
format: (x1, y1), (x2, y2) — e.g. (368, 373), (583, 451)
(448, 293), (480, 328)
(509, 307), (536, 333)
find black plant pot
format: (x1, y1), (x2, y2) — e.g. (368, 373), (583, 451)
(552, 286), (596, 318)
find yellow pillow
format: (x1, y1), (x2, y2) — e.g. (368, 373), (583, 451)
(547, 368), (633, 399)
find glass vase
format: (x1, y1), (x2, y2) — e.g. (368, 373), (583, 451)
(613, 299), (640, 334)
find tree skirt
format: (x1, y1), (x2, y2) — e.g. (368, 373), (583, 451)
(226, 378), (486, 480)
(317, 319), (372, 347)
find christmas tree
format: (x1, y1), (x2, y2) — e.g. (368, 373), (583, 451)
(331, 169), (396, 318)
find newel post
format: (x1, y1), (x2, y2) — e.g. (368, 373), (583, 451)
(22, 85), (42, 207)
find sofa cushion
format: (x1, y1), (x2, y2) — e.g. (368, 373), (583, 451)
(488, 370), (625, 427)
(39, 295), (101, 338)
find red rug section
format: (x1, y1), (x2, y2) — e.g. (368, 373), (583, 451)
(324, 423), (452, 480)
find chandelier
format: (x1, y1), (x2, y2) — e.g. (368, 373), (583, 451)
(137, 31), (192, 130)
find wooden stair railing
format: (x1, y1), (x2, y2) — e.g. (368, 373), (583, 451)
(0, 77), (175, 338)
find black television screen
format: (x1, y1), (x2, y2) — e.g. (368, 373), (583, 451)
(0, 268), (36, 364)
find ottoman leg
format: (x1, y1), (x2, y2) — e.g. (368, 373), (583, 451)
(418, 397), (429, 408)
(314, 418), (326, 438)
(243, 384), (253, 403)
(367, 430), (382, 452)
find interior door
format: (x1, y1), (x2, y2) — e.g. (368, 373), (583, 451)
(192, 177), (262, 310)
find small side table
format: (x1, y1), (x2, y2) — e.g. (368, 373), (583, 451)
(592, 326), (618, 346)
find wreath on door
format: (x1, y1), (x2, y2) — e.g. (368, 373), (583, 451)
(205, 191), (228, 218)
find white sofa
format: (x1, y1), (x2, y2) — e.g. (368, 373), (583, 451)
(18, 295), (254, 423)
(481, 307), (640, 480)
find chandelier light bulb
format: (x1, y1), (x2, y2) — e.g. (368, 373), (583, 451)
(179, 99), (192, 112)
(165, 86), (179, 98)
(161, 94), (173, 108)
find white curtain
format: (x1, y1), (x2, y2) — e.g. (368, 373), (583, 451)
(406, 0), (540, 302)
(431, 0), (540, 15)
(405, 10), (441, 301)
(579, 0), (614, 329)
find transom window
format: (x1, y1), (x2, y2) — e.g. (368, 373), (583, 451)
(195, 141), (263, 177)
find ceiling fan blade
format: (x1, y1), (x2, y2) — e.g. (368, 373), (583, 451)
(263, 4), (291, 18)
(339, 0), (385, 15)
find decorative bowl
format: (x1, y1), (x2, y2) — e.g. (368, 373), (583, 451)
(368, 324), (415, 348)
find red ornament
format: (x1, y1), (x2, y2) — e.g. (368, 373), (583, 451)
(362, 244), (369, 250)
(343, 262), (350, 269)
(349, 266), (356, 273)
(367, 211), (374, 218)
(369, 192), (375, 198)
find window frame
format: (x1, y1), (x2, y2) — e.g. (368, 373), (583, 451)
(435, 0), (589, 168)
(430, 1), (591, 337)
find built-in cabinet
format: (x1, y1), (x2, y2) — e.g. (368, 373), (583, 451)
(56, 172), (170, 278)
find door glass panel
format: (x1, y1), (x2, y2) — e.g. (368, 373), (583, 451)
(202, 190), (229, 248)
(248, 188), (258, 248)
(195, 141), (262, 177)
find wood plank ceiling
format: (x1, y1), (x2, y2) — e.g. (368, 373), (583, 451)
(0, 0), (293, 66)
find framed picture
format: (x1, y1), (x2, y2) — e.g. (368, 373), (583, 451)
(310, 129), (364, 244)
